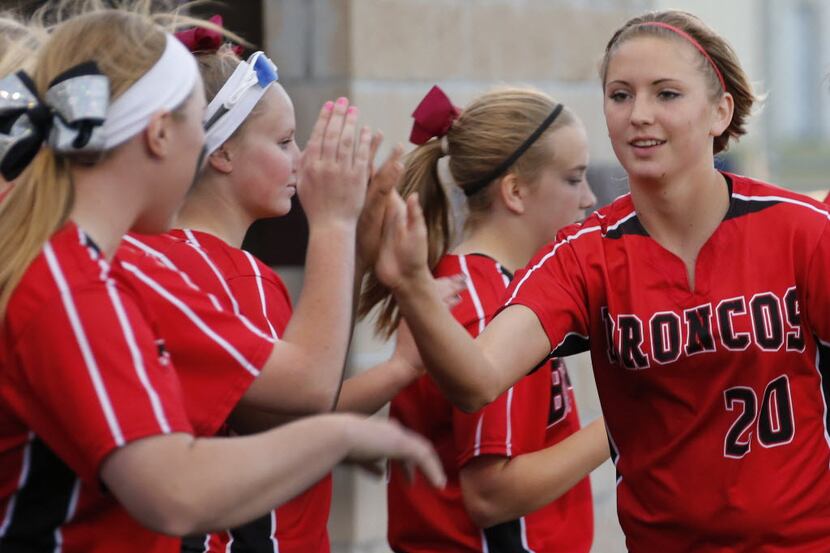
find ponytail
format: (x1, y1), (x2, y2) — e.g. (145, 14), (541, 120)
(0, 152), (73, 315)
(359, 139), (450, 338)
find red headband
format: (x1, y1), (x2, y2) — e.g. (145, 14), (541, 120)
(410, 85), (461, 145)
(175, 15), (243, 56)
(636, 21), (726, 92)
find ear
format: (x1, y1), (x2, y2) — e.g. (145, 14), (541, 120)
(207, 145), (234, 174)
(143, 111), (172, 159)
(499, 172), (526, 215)
(710, 91), (734, 137)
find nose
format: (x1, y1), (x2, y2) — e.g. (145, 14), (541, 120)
(580, 178), (597, 210)
(630, 94), (654, 126)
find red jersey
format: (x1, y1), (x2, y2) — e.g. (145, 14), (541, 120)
(0, 222), (193, 552)
(117, 235), (275, 438)
(506, 173), (830, 552)
(135, 229), (332, 553)
(388, 253), (593, 553)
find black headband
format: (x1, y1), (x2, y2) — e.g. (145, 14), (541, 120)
(463, 103), (564, 197)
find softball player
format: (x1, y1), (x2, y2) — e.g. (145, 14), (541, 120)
(0, 6), (443, 552)
(127, 36), (455, 553)
(376, 10), (830, 552)
(361, 86), (607, 552)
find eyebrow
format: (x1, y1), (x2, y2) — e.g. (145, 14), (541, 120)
(569, 164), (588, 172)
(606, 78), (683, 88)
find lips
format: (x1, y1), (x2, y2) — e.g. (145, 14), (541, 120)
(630, 138), (666, 148)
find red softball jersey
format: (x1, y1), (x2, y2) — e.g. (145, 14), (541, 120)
(0, 222), (193, 553)
(134, 229), (332, 553)
(506, 172), (830, 552)
(117, 234), (276, 438)
(388, 253), (593, 553)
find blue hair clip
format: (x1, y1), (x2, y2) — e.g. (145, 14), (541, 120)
(253, 54), (278, 88)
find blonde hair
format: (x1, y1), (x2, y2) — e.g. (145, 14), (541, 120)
(600, 10), (756, 155)
(360, 86), (575, 337)
(0, 1), (217, 317)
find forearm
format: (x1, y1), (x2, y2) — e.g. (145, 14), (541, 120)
(268, 223), (357, 409)
(394, 271), (503, 411)
(460, 418), (609, 528)
(103, 415), (354, 536)
(336, 356), (417, 415)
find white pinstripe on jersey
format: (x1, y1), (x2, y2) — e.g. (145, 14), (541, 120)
(44, 243), (126, 446)
(122, 235), (224, 312)
(505, 387), (515, 457)
(243, 250), (279, 341)
(459, 255), (486, 335)
(179, 230), (277, 343)
(105, 279), (172, 433)
(121, 261), (261, 377)
(0, 432), (34, 538)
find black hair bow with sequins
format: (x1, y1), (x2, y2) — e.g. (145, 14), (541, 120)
(0, 61), (109, 181)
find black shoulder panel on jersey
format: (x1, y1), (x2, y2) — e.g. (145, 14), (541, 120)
(229, 511), (275, 552)
(0, 437), (77, 552)
(483, 518), (533, 552)
(723, 196), (781, 221)
(604, 215), (649, 240)
(551, 333), (590, 358)
(815, 336), (830, 443)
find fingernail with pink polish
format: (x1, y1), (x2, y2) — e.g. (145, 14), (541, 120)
(323, 101), (334, 111)
(336, 97), (348, 106)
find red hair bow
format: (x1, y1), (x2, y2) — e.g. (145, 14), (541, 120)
(409, 85), (461, 145)
(175, 15), (243, 56)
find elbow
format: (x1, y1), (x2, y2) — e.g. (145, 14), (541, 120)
(456, 388), (500, 414)
(124, 494), (207, 537)
(462, 492), (506, 529)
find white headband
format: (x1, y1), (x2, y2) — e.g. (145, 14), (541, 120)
(102, 34), (199, 149)
(203, 51), (279, 155)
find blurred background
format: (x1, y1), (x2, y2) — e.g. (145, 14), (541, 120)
(6, 0), (830, 551)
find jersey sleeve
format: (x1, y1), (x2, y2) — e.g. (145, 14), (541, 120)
(226, 261), (293, 339)
(802, 220), (830, 343)
(119, 256), (275, 438)
(502, 236), (591, 357)
(3, 284), (192, 484)
(448, 256), (535, 466)
(453, 389), (515, 466)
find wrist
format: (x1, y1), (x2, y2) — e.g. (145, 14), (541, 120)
(308, 220), (358, 241)
(391, 266), (434, 300)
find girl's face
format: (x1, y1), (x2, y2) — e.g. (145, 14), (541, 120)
(523, 122), (596, 242)
(227, 84), (300, 220)
(603, 35), (732, 183)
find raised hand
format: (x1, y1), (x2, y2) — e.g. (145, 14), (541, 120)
(375, 191), (430, 291)
(357, 139), (405, 271)
(298, 98), (373, 227)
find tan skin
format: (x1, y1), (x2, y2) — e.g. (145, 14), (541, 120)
(373, 34), (735, 416)
(448, 122), (609, 528)
(64, 79), (446, 535)
(604, 36), (733, 290)
(176, 84), (464, 428)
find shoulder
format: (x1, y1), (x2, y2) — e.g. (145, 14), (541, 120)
(727, 172), (829, 227)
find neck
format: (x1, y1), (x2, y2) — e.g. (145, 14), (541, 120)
(629, 163), (729, 258)
(175, 174), (254, 248)
(69, 152), (151, 259)
(453, 215), (543, 273)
